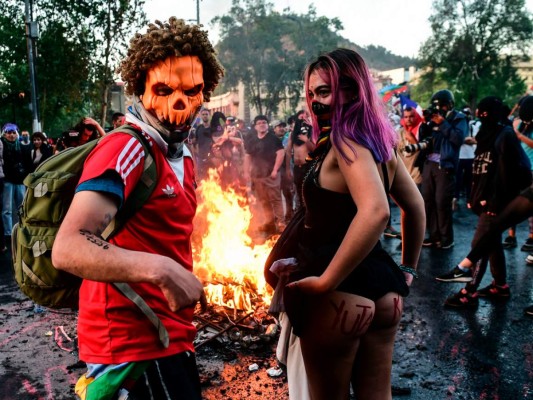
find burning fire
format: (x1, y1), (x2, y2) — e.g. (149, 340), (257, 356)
(193, 171), (275, 312)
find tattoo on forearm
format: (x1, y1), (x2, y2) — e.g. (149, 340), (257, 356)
(79, 229), (110, 250)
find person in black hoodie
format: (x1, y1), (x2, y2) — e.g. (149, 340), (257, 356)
(435, 96), (531, 308)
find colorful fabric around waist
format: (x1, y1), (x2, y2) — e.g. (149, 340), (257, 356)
(75, 361), (150, 400)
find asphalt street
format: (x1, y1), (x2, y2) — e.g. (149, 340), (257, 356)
(0, 199), (532, 399)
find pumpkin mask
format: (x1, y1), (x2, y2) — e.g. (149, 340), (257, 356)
(141, 55), (204, 134)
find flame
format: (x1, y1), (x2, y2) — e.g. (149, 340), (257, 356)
(193, 170), (275, 312)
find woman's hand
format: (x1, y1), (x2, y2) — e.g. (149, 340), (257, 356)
(404, 272), (414, 287)
(286, 275), (331, 294)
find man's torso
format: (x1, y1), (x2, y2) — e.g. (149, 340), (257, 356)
(76, 130), (198, 364)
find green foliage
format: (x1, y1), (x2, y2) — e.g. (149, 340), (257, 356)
(213, 0), (416, 119)
(212, 0), (340, 117)
(354, 44), (416, 72)
(416, 0), (532, 109)
(0, 0), (146, 135)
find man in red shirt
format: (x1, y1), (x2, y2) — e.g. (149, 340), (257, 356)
(52, 17), (224, 399)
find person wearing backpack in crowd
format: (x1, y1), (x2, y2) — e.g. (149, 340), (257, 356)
(52, 17), (224, 399)
(1, 123), (31, 240)
(435, 97), (531, 308)
(29, 131), (52, 172)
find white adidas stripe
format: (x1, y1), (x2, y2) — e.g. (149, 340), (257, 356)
(121, 151), (144, 180)
(116, 137), (145, 180)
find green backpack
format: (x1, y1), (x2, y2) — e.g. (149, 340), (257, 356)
(12, 125), (169, 347)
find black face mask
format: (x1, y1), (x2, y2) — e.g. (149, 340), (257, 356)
(478, 112), (500, 128)
(311, 101), (331, 117)
(518, 120), (532, 134)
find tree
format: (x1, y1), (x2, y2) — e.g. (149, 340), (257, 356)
(0, 2), (35, 127)
(212, 0), (342, 118)
(89, 0), (147, 125)
(0, 0), (146, 134)
(416, 0), (532, 109)
(34, 0), (147, 128)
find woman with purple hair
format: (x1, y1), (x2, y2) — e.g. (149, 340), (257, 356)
(282, 48), (425, 399)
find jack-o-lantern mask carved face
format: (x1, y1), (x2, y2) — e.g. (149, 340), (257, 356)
(141, 55), (204, 131)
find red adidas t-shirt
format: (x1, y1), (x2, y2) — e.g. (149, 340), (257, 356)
(76, 128), (197, 364)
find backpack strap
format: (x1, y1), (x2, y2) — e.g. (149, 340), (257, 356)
(100, 125), (156, 238)
(113, 282), (170, 348)
(380, 161), (390, 196)
(96, 125), (170, 348)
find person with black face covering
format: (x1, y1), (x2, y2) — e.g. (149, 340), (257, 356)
(278, 48), (424, 400)
(436, 96), (532, 308)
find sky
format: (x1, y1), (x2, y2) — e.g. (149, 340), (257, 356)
(144, 0), (533, 58)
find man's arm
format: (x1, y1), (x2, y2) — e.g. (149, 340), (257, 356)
(516, 131), (533, 148)
(84, 117), (106, 137)
(305, 134), (316, 152)
(270, 148), (285, 179)
(437, 115), (467, 147)
(285, 137), (293, 180)
(243, 153), (252, 182)
(52, 191), (204, 311)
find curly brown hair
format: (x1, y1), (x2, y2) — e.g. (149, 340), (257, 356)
(118, 17), (224, 101)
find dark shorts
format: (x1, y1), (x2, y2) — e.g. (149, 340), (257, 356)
(127, 352), (202, 400)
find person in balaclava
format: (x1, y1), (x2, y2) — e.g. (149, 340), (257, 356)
(52, 17), (223, 399)
(437, 96), (531, 309)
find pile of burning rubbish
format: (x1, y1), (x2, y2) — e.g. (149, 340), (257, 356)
(192, 172), (280, 352)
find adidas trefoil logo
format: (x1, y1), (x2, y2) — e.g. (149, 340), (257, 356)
(162, 184), (176, 198)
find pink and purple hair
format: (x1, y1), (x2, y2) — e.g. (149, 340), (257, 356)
(304, 48), (397, 163)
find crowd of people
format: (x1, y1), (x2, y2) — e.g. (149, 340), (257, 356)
(391, 92), (533, 314)
(187, 107), (316, 235)
(0, 112), (126, 252)
(2, 15), (532, 400)
(187, 86), (533, 311)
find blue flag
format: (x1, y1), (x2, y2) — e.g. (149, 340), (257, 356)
(399, 94), (423, 117)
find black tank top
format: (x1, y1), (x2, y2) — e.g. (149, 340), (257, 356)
(302, 155), (358, 247)
(295, 149), (408, 300)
